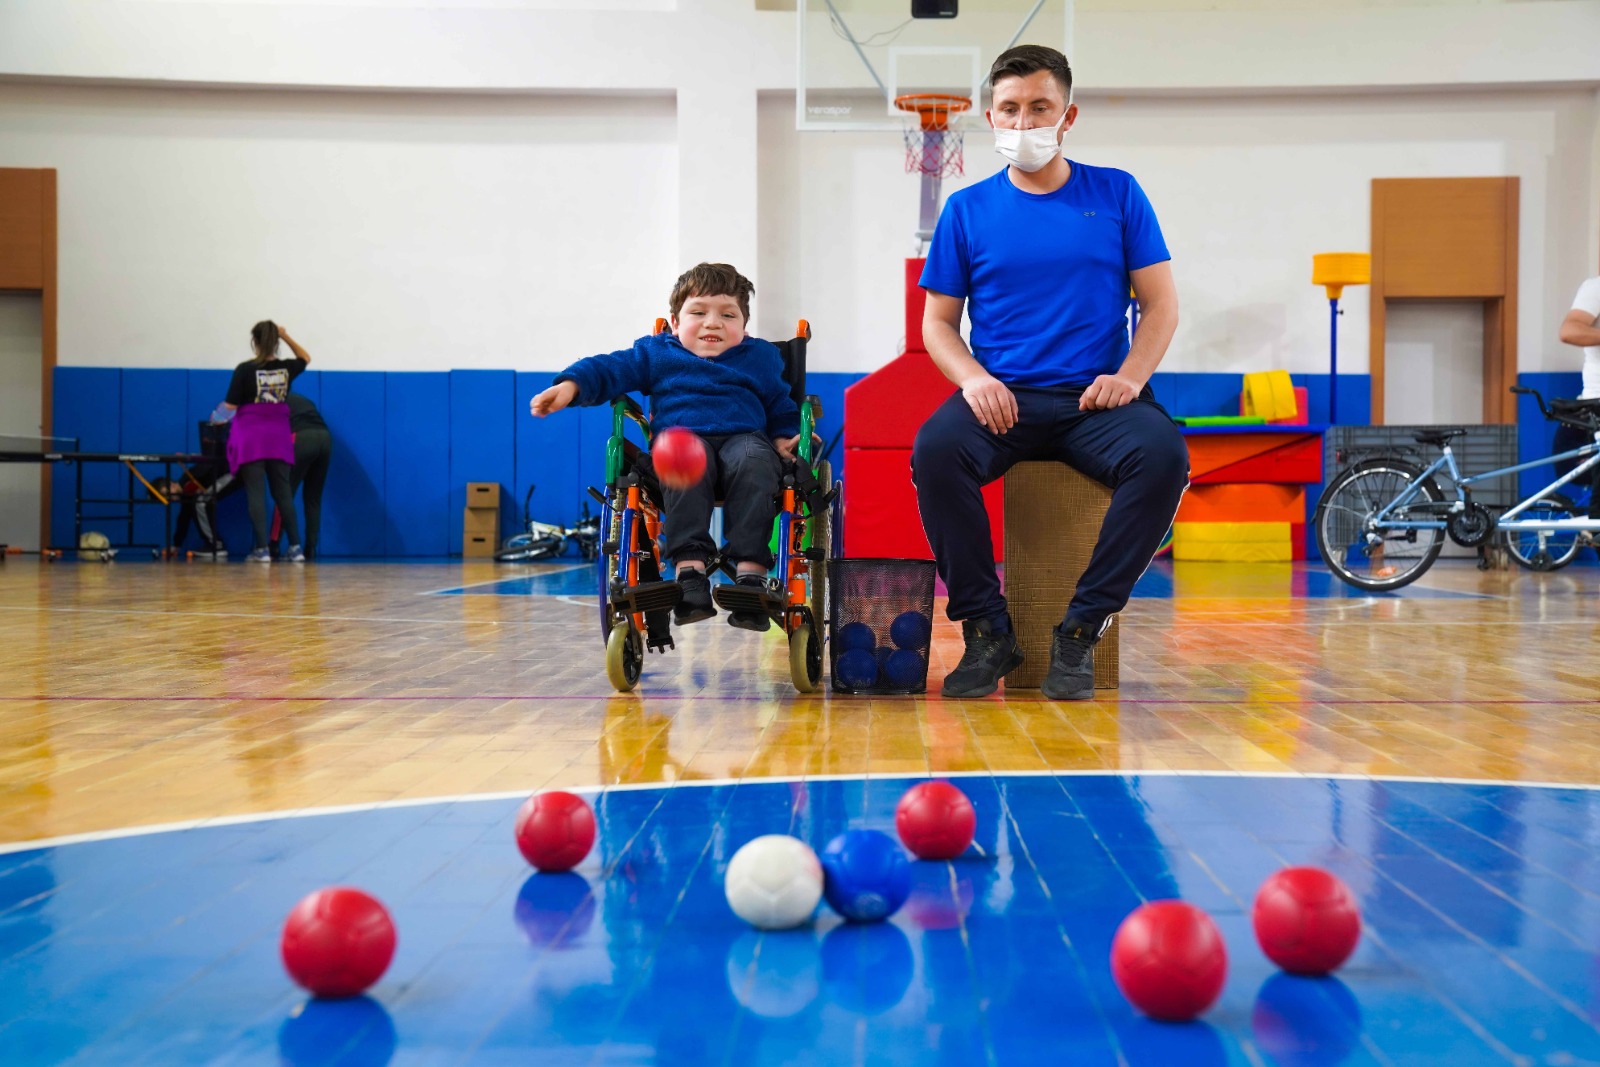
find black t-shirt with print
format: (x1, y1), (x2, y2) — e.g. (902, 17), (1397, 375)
(225, 358), (306, 407)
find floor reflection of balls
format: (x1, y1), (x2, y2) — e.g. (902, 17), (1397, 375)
(513, 871), (597, 949)
(1252, 972), (1363, 1066)
(904, 866), (975, 931)
(277, 995), (398, 1067)
(725, 929), (823, 1018)
(820, 922), (914, 1015)
(1116, 1015), (1229, 1066)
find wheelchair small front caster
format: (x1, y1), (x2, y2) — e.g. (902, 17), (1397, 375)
(606, 624), (644, 693)
(788, 623), (823, 693)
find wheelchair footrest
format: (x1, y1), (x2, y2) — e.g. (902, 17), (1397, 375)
(615, 579), (683, 615)
(711, 583), (786, 617)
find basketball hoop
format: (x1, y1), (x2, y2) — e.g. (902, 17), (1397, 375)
(895, 93), (971, 178)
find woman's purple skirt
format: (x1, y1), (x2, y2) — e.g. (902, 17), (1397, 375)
(226, 402), (294, 473)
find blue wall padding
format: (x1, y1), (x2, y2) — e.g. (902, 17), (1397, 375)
(448, 370), (516, 553)
(1515, 372), (1585, 500)
(50, 367), (121, 549)
(514, 371), (585, 533)
(384, 372), (451, 557)
(318, 371), (387, 558)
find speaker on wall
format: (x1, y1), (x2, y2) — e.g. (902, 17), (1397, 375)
(911, 0), (957, 17)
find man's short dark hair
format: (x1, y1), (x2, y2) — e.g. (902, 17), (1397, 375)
(669, 262), (754, 322)
(988, 44), (1073, 101)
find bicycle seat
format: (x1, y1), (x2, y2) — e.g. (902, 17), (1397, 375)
(1411, 427), (1468, 447)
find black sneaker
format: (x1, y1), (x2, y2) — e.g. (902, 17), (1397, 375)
(940, 617), (1023, 698)
(1041, 620), (1098, 701)
(674, 569), (716, 625)
(728, 574), (772, 633)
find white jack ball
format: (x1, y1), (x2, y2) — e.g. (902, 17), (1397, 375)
(724, 835), (824, 930)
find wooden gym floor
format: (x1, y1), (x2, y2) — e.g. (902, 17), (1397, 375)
(2, 556), (1596, 846)
(2, 557), (1599, 1065)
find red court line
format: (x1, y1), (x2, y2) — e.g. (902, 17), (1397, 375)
(0, 695), (1593, 706)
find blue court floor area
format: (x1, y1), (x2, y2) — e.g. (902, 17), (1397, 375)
(2, 773), (1598, 1065)
(432, 560), (1492, 600)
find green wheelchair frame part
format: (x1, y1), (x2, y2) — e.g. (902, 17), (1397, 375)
(606, 396), (822, 557)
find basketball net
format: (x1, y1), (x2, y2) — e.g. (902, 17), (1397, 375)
(895, 94), (971, 250)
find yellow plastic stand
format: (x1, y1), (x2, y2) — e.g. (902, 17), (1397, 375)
(1241, 370), (1298, 422)
(1312, 252), (1371, 300)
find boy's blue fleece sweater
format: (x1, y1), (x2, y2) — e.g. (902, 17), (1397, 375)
(554, 332), (800, 439)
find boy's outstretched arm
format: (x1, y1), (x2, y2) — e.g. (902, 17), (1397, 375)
(529, 380), (578, 417)
(528, 343), (652, 418)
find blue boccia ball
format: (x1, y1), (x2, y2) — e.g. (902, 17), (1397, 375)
(835, 649), (879, 690)
(889, 610), (932, 651)
(820, 829), (912, 923)
(837, 622), (877, 654)
(874, 647), (893, 674)
(884, 649), (925, 690)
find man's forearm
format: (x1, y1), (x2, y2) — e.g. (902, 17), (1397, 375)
(1119, 299), (1177, 387)
(924, 319), (987, 387)
(1561, 323), (1600, 347)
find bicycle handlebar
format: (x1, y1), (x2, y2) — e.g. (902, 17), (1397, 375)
(1509, 385), (1600, 433)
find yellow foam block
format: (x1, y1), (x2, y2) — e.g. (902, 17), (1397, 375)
(1241, 370), (1298, 422)
(1172, 521), (1293, 562)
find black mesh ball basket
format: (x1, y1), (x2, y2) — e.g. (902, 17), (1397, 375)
(827, 558), (937, 695)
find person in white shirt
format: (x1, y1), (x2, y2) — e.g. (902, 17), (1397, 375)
(1555, 277), (1600, 514)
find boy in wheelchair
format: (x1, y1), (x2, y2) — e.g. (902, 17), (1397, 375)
(529, 262), (801, 631)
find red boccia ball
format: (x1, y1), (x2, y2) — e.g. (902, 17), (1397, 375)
(651, 427), (707, 490)
(1110, 900), (1228, 1021)
(515, 790), (597, 872)
(894, 781), (977, 861)
(280, 887), (397, 998)
(1252, 866), (1361, 975)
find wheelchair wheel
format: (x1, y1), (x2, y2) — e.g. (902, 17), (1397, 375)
(788, 622), (822, 693)
(1314, 457), (1444, 592)
(606, 623), (643, 693)
(1506, 493), (1581, 572)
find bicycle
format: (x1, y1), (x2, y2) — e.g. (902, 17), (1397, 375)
(494, 485), (601, 564)
(1313, 386), (1600, 592)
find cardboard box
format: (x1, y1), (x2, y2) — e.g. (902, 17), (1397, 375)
(464, 507), (499, 557)
(466, 482), (501, 509)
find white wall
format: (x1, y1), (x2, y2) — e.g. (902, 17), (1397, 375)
(0, 84), (679, 371)
(762, 87), (1598, 376)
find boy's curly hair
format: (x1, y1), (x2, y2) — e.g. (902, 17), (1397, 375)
(669, 263), (754, 323)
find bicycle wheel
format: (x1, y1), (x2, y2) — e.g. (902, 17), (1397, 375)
(1505, 492), (1581, 571)
(1314, 457), (1445, 592)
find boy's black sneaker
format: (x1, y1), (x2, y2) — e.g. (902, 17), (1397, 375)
(1041, 620), (1098, 701)
(940, 617), (1023, 698)
(727, 574), (772, 633)
(674, 569), (716, 625)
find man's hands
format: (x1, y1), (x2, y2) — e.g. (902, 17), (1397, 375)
(1078, 373), (1141, 411)
(773, 435), (800, 460)
(530, 380), (579, 417)
(960, 373), (1018, 434)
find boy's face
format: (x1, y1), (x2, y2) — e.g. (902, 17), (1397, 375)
(672, 293), (746, 358)
(987, 69), (1076, 133)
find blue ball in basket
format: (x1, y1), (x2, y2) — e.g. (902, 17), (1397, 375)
(884, 649), (925, 690)
(889, 611), (932, 651)
(835, 648), (880, 690)
(837, 622), (877, 654)
(874, 647), (893, 676)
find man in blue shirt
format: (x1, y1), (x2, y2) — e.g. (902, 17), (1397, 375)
(913, 44), (1188, 700)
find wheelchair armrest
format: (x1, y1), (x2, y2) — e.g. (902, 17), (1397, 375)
(612, 395), (651, 437)
(802, 394), (823, 422)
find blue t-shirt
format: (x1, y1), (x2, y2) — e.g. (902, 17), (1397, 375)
(919, 161), (1170, 388)
(554, 332), (801, 439)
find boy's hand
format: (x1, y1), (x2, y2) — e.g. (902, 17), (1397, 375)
(959, 372), (1017, 434)
(773, 435), (800, 460)
(1079, 373), (1141, 411)
(530, 381), (579, 417)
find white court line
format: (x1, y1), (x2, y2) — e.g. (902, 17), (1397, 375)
(3, 768), (1595, 856)
(417, 564), (588, 597)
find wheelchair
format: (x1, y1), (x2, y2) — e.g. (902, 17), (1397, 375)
(592, 319), (841, 694)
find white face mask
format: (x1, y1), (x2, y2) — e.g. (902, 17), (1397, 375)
(993, 111), (1066, 173)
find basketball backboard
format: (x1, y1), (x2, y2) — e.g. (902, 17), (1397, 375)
(797, 0), (1072, 133)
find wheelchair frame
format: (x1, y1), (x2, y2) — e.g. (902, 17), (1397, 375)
(593, 320), (839, 693)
